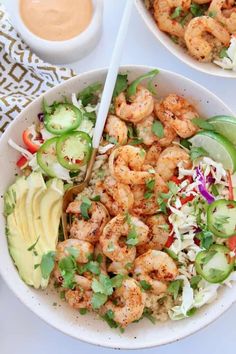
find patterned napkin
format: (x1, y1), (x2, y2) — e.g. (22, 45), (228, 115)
(0, 4), (75, 135)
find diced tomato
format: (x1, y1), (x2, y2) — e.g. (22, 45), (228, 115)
(22, 128), (41, 153)
(170, 176), (182, 185)
(165, 234), (174, 248)
(227, 171), (234, 200)
(227, 235), (236, 251)
(180, 194), (195, 205)
(194, 237), (201, 246)
(16, 155), (28, 169)
(170, 175), (193, 186)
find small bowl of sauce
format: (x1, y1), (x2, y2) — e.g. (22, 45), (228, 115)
(7, 0), (103, 64)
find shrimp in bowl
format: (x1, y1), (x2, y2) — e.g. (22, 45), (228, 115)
(3, 69), (236, 335)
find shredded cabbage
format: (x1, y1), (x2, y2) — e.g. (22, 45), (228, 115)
(214, 36), (236, 71)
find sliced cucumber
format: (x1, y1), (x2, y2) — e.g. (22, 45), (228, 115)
(207, 199), (236, 238)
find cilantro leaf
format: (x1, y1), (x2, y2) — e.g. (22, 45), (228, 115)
(139, 280), (152, 291)
(219, 47), (228, 59)
(105, 134), (118, 145)
(190, 275), (202, 289)
(167, 279), (183, 300)
(101, 310), (118, 328)
(113, 74), (128, 99)
(142, 307), (156, 324)
(164, 248), (178, 261)
(40, 251), (55, 279)
(171, 6), (182, 19)
(78, 82), (102, 106)
(58, 255), (77, 289)
(198, 230), (213, 250)
(85, 261), (101, 275)
(111, 274), (124, 288)
(152, 120), (164, 138)
(66, 246), (79, 258)
(80, 196), (92, 220)
(79, 308), (88, 315)
(92, 274), (113, 296)
(27, 236), (40, 251)
(129, 138), (143, 145)
(92, 293), (108, 309)
(190, 146), (208, 161)
(180, 138), (191, 149)
(190, 3), (205, 17)
(91, 195), (101, 202)
(192, 118), (214, 131)
(167, 181), (179, 195)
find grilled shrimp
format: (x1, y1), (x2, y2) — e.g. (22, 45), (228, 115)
(145, 142), (162, 167)
(65, 288), (92, 310)
(137, 214), (170, 255)
(100, 214), (149, 263)
(132, 174), (168, 216)
(155, 94), (199, 138)
(104, 115), (128, 145)
(115, 85), (154, 123)
(134, 250), (178, 295)
(109, 145), (154, 185)
(156, 146), (191, 181)
(95, 176), (134, 216)
(208, 0), (236, 33)
(103, 278), (145, 327)
(153, 0), (185, 38)
(167, 0), (191, 9)
(55, 239), (94, 263)
(184, 16), (230, 62)
(67, 201), (109, 243)
(136, 114), (176, 147)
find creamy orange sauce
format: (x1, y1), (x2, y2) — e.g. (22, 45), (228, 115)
(20, 0), (93, 41)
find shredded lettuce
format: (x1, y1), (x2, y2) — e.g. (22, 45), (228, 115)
(214, 36), (236, 71)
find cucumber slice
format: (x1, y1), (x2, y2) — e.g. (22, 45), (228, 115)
(44, 103), (82, 135)
(190, 131), (236, 172)
(207, 199), (236, 238)
(208, 115), (236, 145)
(195, 244), (234, 283)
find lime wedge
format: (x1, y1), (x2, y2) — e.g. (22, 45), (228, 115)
(208, 115), (236, 145)
(190, 131), (236, 172)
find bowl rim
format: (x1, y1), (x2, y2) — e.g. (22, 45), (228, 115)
(134, 0), (236, 79)
(0, 65), (235, 349)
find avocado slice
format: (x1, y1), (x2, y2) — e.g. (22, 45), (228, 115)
(5, 172), (64, 289)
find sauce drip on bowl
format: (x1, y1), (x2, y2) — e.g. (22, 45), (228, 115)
(20, 0), (93, 41)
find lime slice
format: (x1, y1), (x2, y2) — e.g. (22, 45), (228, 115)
(190, 131), (236, 172)
(208, 115), (236, 145)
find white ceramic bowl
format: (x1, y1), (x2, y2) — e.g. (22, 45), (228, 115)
(0, 66), (235, 349)
(6, 0), (103, 64)
(135, 0), (236, 78)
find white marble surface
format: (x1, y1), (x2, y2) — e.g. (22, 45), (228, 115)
(1, 0), (236, 353)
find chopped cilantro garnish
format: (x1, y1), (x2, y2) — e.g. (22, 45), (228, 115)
(192, 117), (214, 130)
(80, 196), (92, 220)
(27, 236), (40, 251)
(167, 279), (183, 300)
(171, 6), (182, 19)
(58, 255), (77, 289)
(190, 275), (202, 289)
(139, 280), (152, 291)
(197, 229), (213, 250)
(129, 138), (143, 145)
(91, 195), (101, 202)
(92, 293), (108, 309)
(101, 310), (118, 328)
(66, 246), (79, 258)
(40, 251), (55, 279)
(152, 120), (164, 138)
(79, 308), (88, 315)
(112, 74), (128, 99)
(219, 47), (228, 59)
(105, 134), (118, 145)
(180, 138), (191, 150)
(78, 82), (102, 106)
(190, 146), (208, 161)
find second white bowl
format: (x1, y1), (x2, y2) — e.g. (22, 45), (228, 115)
(135, 0), (236, 78)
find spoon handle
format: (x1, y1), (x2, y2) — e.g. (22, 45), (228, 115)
(92, 0), (133, 149)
